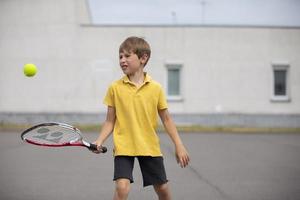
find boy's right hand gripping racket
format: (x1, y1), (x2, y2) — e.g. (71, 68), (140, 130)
(21, 122), (107, 153)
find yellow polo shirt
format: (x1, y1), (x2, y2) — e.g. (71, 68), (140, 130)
(104, 73), (168, 156)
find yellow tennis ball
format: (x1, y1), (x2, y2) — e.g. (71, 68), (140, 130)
(23, 63), (37, 77)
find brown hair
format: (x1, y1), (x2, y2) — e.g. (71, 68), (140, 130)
(119, 36), (151, 66)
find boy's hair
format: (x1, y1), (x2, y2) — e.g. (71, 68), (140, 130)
(119, 36), (151, 67)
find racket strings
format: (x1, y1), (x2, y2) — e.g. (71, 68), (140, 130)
(23, 125), (81, 145)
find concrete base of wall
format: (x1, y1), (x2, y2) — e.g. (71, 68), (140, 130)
(1, 112), (299, 128)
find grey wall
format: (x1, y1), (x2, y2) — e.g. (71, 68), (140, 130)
(1, 0), (299, 127)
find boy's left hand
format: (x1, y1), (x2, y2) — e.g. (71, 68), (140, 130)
(175, 144), (190, 168)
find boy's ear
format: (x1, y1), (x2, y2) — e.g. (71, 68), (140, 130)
(140, 53), (149, 64)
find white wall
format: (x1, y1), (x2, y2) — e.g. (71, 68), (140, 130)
(1, 0), (299, 115)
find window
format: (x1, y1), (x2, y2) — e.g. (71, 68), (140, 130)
(168, 68), (180, 95)
(166, 64), (182, 101)
(271, 63), (290, 102)
(274, 70), (286, 96)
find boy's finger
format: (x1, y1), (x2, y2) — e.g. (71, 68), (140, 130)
(182, 158), (187, 168)
(185, 155), (190, 165)
(185, 157), (189, 166)
(180, 157), (185, 168)
(92, 149), (100, 154)
(182, 156), (189, 168)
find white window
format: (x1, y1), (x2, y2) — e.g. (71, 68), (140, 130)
(271, 63), (290, 102)
(166, 63), (183, 101)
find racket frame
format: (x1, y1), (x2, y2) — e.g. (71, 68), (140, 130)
(21, 122), (107, 153)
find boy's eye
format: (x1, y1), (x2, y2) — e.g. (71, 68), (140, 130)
(119, 52), (132, 59)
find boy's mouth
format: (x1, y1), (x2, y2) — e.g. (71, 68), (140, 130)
(121, 65), (128, 70)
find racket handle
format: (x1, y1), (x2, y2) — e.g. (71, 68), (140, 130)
(89, 143), (107, 153)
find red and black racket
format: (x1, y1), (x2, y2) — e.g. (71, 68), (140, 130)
(21, 122), (107, 153)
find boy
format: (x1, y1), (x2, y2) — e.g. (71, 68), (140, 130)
(93, 36), (190, 200)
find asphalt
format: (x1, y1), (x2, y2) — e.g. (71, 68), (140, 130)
(0, 131), (300, 200)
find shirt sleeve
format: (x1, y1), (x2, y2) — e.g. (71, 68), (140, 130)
(103, 85), (115, 107)
(157, 86), (168, 110)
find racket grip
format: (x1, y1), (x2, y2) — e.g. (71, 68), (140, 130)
(89, 143), (107, 153)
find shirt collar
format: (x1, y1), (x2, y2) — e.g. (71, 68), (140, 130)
(122, 72), (152, 84)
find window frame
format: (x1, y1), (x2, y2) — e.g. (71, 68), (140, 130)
(165, 62), (183, 102)
(270, 62), (291, 102)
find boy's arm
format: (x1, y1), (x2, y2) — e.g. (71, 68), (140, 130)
(92, 106), (116, 153)
(159, 109), (190, 168)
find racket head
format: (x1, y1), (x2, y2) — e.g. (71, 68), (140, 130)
(21, 122), (83, 147)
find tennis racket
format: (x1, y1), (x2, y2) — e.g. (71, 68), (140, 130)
(21, 122), (107, 153)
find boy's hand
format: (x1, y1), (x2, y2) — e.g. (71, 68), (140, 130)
(91, 140), (104, 154)
(175, 144), (190, 168)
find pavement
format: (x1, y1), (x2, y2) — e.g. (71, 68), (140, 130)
(0, 131), (300, 200)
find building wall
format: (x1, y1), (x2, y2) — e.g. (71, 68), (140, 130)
(1, 0), (300, 126)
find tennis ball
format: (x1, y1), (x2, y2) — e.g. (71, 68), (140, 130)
(23, 63), (37, 77)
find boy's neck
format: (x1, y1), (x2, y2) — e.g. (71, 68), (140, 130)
(128, 69), (145, 87)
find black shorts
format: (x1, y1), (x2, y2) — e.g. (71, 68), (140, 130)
(113, 156), (168, 187)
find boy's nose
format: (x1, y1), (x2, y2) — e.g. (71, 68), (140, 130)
(120, 57), (126, 63)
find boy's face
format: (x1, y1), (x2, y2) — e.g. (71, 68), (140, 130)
(119, 51), (148, 75)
